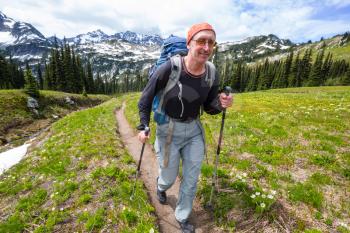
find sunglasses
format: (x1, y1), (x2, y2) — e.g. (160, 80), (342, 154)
(192, 38), (217, 48)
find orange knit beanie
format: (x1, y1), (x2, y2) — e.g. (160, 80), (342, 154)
(186, 22), (216, 45)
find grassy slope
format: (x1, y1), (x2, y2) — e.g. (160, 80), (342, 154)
(123, 86), (350, 232)
(0, 89), (111, 136)
(297, 37), (350, 62)
(0, 98), (158, 232)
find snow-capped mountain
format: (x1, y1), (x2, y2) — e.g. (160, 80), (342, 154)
(218, 34), (293, 60)
(112, 31), (163, 46)
(0, 11), (47, 46)
(0, 11), (52, 61)
(66, 29), (110, 45)
(0, 11), (163, 77)
(0, 10), (296, 78)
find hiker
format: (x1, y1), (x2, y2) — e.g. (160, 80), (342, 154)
(137, 22), (233, 233)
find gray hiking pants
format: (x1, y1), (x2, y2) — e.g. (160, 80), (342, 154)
(155, 119), (205, 222)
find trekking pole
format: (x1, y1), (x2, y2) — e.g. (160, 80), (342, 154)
(206, 86), (232, 209)
(130, 126), (150, 200)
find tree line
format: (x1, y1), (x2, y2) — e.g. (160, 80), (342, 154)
(2, 38), (350, 96)
(1, 38), (149, 96)
(44, 38), (95, 94)
(0, 54), (25, 89)
(214, 44), (350, 92)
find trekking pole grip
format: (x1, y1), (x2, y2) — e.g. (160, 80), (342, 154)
(223, 86), (232, 96)
(144, 126), (150, 136)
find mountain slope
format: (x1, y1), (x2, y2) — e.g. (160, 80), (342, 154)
(0, 11), (162, 77)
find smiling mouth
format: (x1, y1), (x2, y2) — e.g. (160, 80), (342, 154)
(199, 53), (209, 57)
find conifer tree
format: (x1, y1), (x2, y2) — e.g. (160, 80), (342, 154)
(308, 49), (324, 86)
(0, 55), (11, 89)
(43, 62), (50, 89)
(58, 43), (67, 91)
(281, 51), (293, 88)
(289, 52), (300, 87)
(246, 66), (259, 91)
(36, 63), (43, 89)
(257, 58), (272, 90)
(86, 61), (94, 93)
(321, 52), (333, 82)
(63, 41), (75, 92)
(231, 62), (242, 92)
(300, 49), (312, 85)
(24, 64), (39, 98)
(71, 49), (83, 93)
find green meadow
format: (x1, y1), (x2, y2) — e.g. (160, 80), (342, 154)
(124, 86), (350, 232)
(1, 86), (349, 232)
(0, 99), (157, 232)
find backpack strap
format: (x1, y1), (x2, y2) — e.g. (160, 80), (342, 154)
(156, 54), (182, 113)
(156, 55), (182, 168)
(200, 61), (216, 116)
(205, 60), (216, 88)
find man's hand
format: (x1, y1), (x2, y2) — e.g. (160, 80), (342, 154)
(219, 93), (233, 109)
(138, 130), (150, 143)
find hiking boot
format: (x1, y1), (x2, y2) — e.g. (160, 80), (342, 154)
(177, 220), (195, 233)
(156, 177), (167, 204)
(157, 188), (167, 204)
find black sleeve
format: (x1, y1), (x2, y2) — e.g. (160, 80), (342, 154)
(138, 61), (171, 126)
(203, 71), (223, 115)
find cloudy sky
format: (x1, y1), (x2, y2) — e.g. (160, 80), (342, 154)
(1, 0), (350, 43)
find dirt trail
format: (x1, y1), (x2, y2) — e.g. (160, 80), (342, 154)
(115, 102), (219, 233)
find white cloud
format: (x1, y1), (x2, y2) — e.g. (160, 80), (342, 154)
(0, 0), (349, 43)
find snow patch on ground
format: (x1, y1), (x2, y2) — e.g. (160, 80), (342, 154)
(0, 144), (30, 175)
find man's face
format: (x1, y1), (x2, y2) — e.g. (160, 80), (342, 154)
(188, 30), (216, 64)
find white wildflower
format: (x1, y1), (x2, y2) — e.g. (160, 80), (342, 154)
(60, 207), (64, 211)
(255, 192), (261, 196)
(242, 173), (247, 177)
(267, 194), (273, 199)
(50, 194), (55, 198)
(271, 190), (277, 195)
(251, 194), (256, 199)
(236, 175), (242, 179)
(84, 208), (88, 212)
(149, 228), (155, 233)
(262, 194), (266, 198)
(51, 207), (55, 211)
(339, 222), (349, 229)
(260, 203), (266, 208)
(241, 178), (246, 182)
